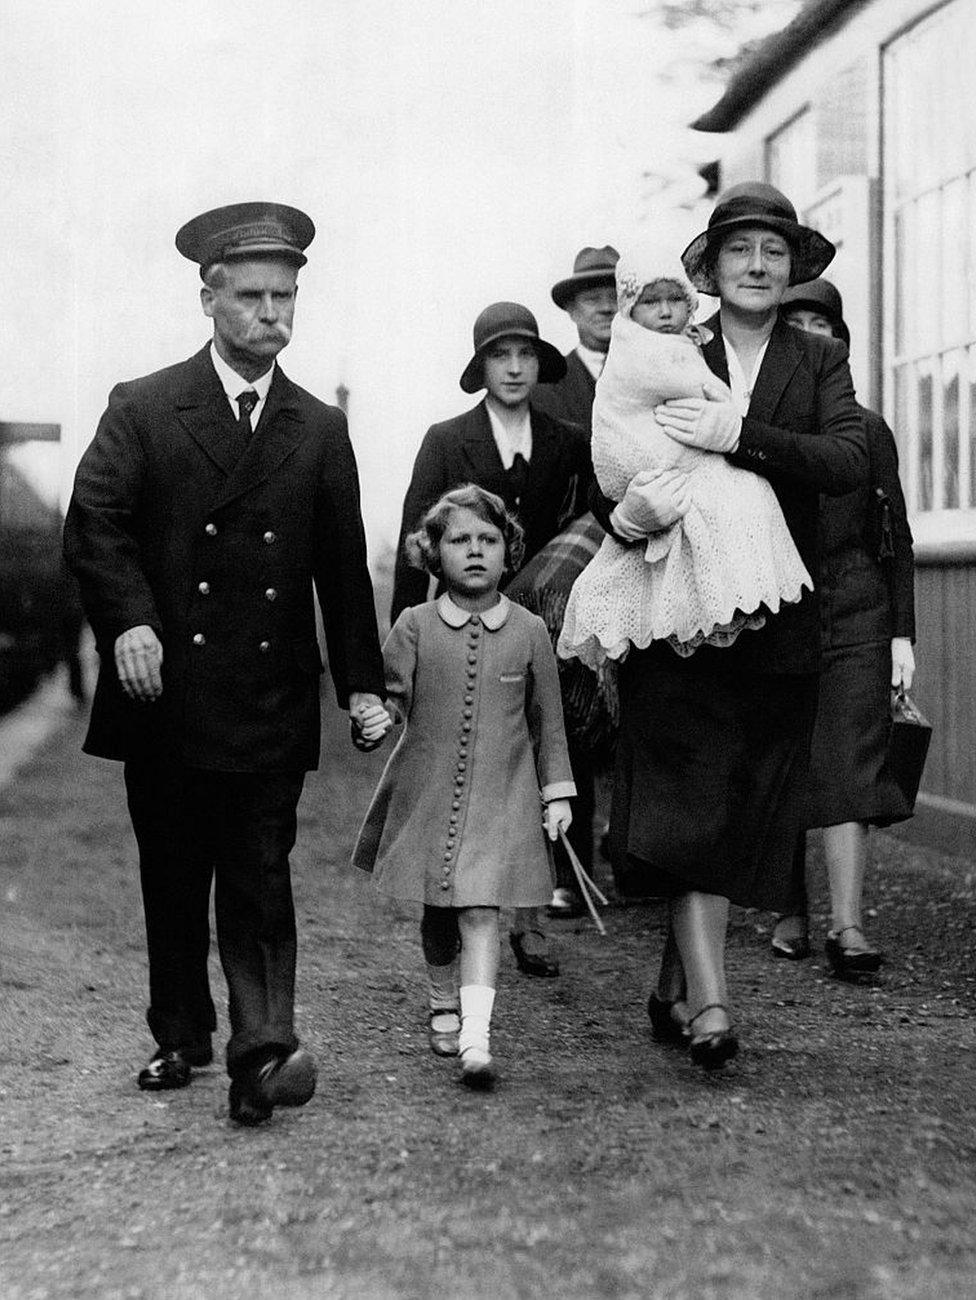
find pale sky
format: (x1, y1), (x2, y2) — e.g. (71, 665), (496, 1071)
(0, 0), (796, 553)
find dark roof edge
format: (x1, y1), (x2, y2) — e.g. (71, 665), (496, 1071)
(692, 0), (868, 133)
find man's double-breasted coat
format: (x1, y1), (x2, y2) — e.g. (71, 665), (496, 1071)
(64, 344), (384, 772)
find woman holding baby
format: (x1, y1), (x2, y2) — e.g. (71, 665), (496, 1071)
(576, 183), (868, 1068)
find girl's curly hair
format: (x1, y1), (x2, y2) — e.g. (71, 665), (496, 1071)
(404, 483), (525, 578)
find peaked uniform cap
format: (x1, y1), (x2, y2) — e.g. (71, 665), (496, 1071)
(681, 183), (835, 296)
(780, 277), (850, 346)
(176, 201), (315, 275)
(459, 301), (566, 394)
(551, 245), (620, 308)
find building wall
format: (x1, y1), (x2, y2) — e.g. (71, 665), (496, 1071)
(702, 0), (976, 856)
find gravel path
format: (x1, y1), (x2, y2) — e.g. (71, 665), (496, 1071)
(2, 683), (975, 1299)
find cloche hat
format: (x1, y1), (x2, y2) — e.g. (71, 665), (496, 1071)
(780, 277), (850, 346)
(681, 182), (835, 296)
(551, 246), (620, 309)
(176, 201), (315, 277)
(459, 302), (567, 394)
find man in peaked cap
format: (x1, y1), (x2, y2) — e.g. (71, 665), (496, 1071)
(530, 245), (619, 436)
(64, 202), (388, 1126)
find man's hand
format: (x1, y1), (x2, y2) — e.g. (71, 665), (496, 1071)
(543, 798), (573, 841)
(891, 638), (915, 692)
(114, 625), (163, 701)
(610, 468), (692, 539)
(350, 691), (393, 752)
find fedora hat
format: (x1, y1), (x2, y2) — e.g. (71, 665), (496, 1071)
(551, 246), (620, 309)
(459, 302), (566, 394)
(176, 201), (315, 276)
(780, 277), (850, 346)
(681, 183), (834, 296)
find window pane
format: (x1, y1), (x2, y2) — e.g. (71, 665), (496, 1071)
(915, 191), (940, 354)
(941, 178), (967, 343)
(917, 361), (934, 511)
(970, 345), (976, 508)
(893, 364), (913, 510)
(942, 349), (960, 508)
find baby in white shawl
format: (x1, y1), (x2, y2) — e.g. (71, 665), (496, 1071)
(558, 252), (811, 667)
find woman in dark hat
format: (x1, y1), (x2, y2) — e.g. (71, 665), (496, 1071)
(591, 182), (868, 1067)
(770, 278), (916, 975)
(390, 301), (591, 991)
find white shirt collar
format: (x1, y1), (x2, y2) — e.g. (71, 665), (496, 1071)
(436, 592), (511, 630)
(575, 342), (607, 381)
(210, 343), (275, 425)
(484, 401), (532, 471)
(722, 335), (771, 416)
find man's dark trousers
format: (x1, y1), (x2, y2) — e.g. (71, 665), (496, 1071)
(124, 759), (305, 1074)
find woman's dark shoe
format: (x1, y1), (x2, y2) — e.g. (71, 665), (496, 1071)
(770, 917), (811, 961)
(825, 925), (883, 977)
(646, 993), (689, 1045)
(509, 929), (559, 978)
(686, 1004), (739, 1071)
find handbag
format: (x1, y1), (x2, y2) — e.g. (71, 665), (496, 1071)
(887, 688), (932, 811)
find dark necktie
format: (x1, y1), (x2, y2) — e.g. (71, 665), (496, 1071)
(237, 389), (258, 434)
(508, 451), (529, 506)
(227, 389), (258, 464)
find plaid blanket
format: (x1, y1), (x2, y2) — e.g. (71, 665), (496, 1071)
(507, 512), (619, 754)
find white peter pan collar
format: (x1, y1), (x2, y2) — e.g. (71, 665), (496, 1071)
(436, 593), (511, 630)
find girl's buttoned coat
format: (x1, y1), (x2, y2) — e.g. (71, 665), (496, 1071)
(353, 595), (576, 908)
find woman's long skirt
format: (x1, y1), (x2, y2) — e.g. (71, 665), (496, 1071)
(610, 641), (818, 911)
(801, 640), (912, 829)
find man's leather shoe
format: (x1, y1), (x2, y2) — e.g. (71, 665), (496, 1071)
(138, 1049), (194, 1091)
(229, 1048), (317, 1126)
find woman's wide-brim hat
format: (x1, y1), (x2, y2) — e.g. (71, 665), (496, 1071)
(780, 277), (850, 346)
(681, 182), (835, 296)
(551, 246), (620, 309)
(459, 302), (567, 394)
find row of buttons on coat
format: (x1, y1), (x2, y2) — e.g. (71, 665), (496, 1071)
(196, 523), (280, 649)
(204, 522), (277, 544)
(441, 616), (481, 890)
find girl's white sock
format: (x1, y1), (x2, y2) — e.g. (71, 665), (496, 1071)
(426, 958), (460, 1012)
(459, 984), (496, 1058)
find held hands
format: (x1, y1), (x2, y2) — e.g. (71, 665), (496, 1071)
(543, 798), (573, 842)
(611, 468), (692, 539)
(115, 625), (163, 701)
(891, 638), (915, 692)
(655, 377), (742, 454)
(349, 691), (394, 752)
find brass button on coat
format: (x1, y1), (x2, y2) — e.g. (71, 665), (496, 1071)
(263, 531), (276, 544)
(192, 632), (205, 645)
(198, 581), (210, 595)
(205, 522), (217, 536)
(259, 640), (271, 653)
(265, 588), (277, 601)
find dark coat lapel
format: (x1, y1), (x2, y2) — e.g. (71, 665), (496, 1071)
(700, 312), (730, 387)
(747, 318), (803, 425)
(214, 363), (306, 508)
(173, 345), (242, 477)
(565, 350), (596, 399)
(460, 401), (507, 480)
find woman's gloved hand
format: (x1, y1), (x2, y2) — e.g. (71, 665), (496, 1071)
(891, 637), (915, 692)
(654, 394), (742, 453)
(610, 468), (692, 539)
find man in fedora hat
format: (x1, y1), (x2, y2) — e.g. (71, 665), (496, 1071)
(530, 245), (619, 435)
(64, 201), (387, 1125)
(390, 300), (590, 981)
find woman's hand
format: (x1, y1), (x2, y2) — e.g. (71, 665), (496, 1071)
(349, 693), (393, 751)
(611, 468), (692, 539)
(891, 638), (915, 692)
(655, 395), (742, 453)
(543, 798), (573, 841)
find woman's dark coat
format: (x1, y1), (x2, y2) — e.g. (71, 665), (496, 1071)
(390, 399), (591, 621)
